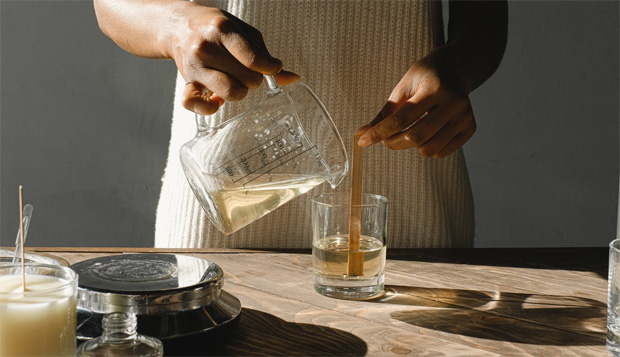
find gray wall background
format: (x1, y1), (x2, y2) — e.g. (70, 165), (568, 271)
(1, 1), (618, 248)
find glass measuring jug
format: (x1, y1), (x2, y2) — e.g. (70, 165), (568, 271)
(180, 76), (348, 235)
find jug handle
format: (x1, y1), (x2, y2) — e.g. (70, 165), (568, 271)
(194, 75), (282, 131)
(264, 75), (282, 97)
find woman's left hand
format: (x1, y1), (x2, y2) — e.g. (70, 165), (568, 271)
(357, 53), (476, 158)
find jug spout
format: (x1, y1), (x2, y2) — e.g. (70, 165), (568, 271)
(326, 162), (348, 189)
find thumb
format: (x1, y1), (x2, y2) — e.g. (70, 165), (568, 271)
(273, 70), (300, 86)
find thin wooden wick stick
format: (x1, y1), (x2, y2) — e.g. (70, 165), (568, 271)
(347, 134), (364, 276)
(19, 185), (27, 292)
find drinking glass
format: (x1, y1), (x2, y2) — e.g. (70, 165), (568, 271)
(609, 239), (620, 355)
(312, 192), (388, 299)
(0, 263), (78, 356)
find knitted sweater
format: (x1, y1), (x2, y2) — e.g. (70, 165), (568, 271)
(155, 0), (475, 248)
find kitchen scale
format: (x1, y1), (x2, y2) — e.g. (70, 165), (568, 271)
(71, 253), (241, 341)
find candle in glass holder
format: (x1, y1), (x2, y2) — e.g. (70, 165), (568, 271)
(0, 264), (77, 357)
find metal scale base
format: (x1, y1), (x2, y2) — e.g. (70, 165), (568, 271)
(71, 253), (241, 340)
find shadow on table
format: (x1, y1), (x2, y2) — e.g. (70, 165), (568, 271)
(387, 248), (608, 279)
(163, 308), (367, 356)
(370, 285), (605, 346)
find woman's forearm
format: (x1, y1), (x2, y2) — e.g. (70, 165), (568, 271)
(93, 0), (196, 59)
(94, 0), (285, 113)
(438, 0), (509, 94)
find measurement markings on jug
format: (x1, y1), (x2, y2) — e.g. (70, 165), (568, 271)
(239, 157), (252, 175)
(275, 138), (286, 151)
(236, 144), (305, 185)
(214, 131), (284, 172)
(285, 121), (301, 142)
(258, 147), (269, 166)
(314, 149), (329, 169)
(240, 145), (318, 187)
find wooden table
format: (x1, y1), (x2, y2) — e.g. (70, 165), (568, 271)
(29, 247), (608, 356)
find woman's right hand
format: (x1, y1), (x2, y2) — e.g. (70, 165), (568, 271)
(94, 0), (298, 115)
(168, 4), (297, 114)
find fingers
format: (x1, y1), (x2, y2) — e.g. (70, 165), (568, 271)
(359, 84), (476, 157)
(381, 103), (454, 149)
(358, 96), (433, 147)
(196, 41), (265, 87)
(181, 70), (300, 115)
(181, 12), (283, 104)
(184, 36), (267, 101)
(181, 82), (225, 115)
(218, 15), (283, 75)
(355, 124), (372, 136)
(186, 68), (249, 102)
(434, 124), (476, 158)
(354, 89), (405, 137)
(418, 106), (475, 157)
(368, 101), (403, 127)
(383, 107), (476, 158)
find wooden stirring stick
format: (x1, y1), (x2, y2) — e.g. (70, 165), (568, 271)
(19, 185), (27, 292)
(347, 134), (364, 276)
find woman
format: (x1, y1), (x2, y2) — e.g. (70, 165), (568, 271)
(93, 0), (507, 248)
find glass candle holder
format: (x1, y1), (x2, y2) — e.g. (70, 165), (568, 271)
(0, 263), (78, 356)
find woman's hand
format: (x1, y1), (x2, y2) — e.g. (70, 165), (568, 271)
(356, 0), (507, 158)
(357, 53), (476, 158)
(94, 0), (300, 115)
(170, 5), (298, 114)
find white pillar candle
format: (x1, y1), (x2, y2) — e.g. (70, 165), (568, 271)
(0, 265), (77, 357)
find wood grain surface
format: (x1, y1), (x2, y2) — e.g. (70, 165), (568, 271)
(25, 247), (608, 356)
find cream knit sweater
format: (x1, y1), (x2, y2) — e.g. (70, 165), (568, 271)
(155, 0), (475, 249)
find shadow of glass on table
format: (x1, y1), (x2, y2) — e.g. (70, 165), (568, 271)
(163, 308), (368, 356)
(369, 285), (605, 346)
